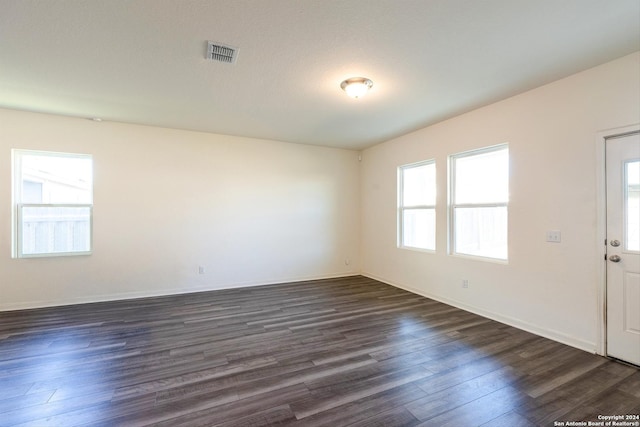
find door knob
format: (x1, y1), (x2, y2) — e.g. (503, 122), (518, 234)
(610, 240), (621, 247)
(609, 255), (622, 263)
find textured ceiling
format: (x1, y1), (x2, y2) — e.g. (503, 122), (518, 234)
(1, 0), (639, 150)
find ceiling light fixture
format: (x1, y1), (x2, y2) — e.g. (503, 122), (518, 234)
(340, 77), (373, 99)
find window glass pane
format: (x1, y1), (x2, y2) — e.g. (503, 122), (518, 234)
(454, 147), (508, 204)
(21, 154), (92, 203)
(454, 206), (507, 260)
(403, 208), (435, 250)
(13, 150), (94, 258)
(22, 180), (43, 203)
(627, 160), (639, 252)
(403, 162), (435, 206)
(20, 206), (91, 256)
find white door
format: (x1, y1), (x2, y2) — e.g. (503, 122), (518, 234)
(606, 131), (640, 366)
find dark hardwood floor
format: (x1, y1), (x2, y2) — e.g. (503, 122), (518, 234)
(0, 276), (638, 426)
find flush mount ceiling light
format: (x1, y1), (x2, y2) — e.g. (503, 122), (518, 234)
(340, 77), (373, 99)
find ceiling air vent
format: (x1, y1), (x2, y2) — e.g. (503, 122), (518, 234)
(206, 41), (238, 64)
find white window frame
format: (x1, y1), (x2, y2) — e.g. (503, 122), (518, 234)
(449, 144), (509, 261)
(398, 159), (436, 252)
(12, 149), (93, 258)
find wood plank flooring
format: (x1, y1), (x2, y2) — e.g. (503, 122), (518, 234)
(0, 276), (638, 426)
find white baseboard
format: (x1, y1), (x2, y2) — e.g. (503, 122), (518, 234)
(362, 272), (597, 354)
(0, 272), (361, 311)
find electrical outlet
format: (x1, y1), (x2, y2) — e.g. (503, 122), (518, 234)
(198, 266), (205, 274)
(344, 258), (351, 265)
(462, 279), (469, 288)
(546, 230), (561, 243)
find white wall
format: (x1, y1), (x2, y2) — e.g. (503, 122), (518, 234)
(0, 110), (361, 310)
(361, 52), (640, 353)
